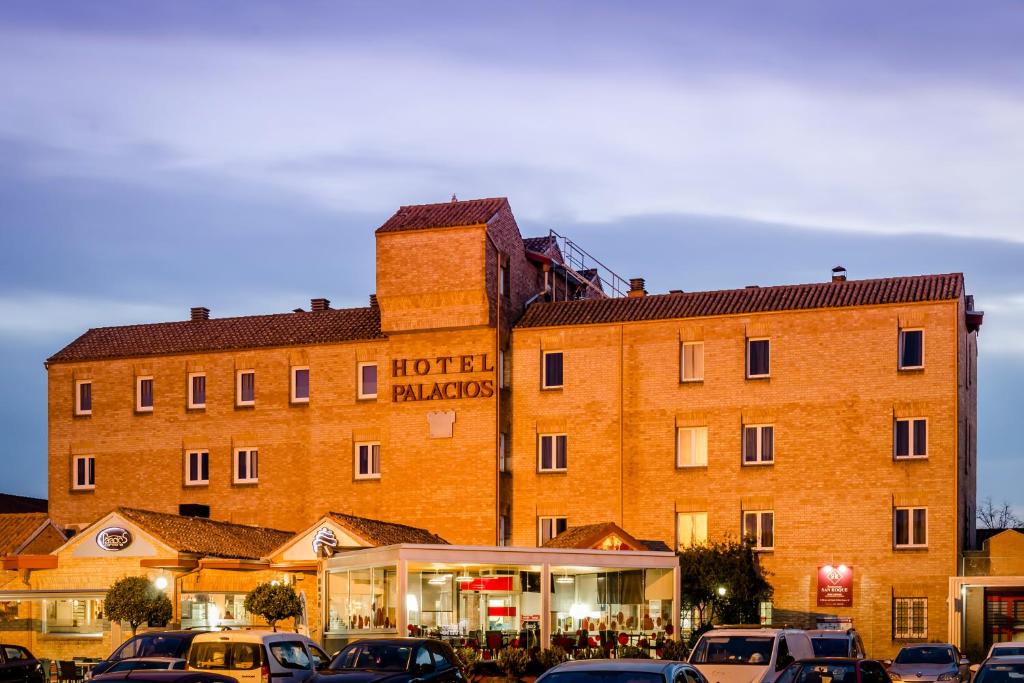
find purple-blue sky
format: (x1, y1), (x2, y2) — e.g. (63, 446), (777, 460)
(0, 1), (1021, 512)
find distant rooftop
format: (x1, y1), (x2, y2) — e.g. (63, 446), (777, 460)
(377, 197), (510, 233)
(0, 493), (47, 514)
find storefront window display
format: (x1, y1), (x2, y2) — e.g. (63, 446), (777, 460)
(327, 567), (397, 633)
(549, 568), (674, 644)
(180, 594), (251, 629)
(43, 598), (106, 636)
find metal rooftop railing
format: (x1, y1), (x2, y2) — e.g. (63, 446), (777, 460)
(547, 229), (629, 300)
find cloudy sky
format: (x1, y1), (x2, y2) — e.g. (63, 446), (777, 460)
(0, 1), (1021, 513)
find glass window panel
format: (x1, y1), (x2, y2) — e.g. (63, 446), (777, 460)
(540, 436), (552, 470)
(901, 330), (923, 368)
(895, 420), (910, 457)
(748, 340), (770, 376)
(294, 369), (309, 399)
(761, 512), (774, 548)
(139, 379), (153, 408)
(895, 509), (910, 545)
(913, 420), (928, 456)
(682, 343), (704, 381)
(744, 427), (758, 463)
(544, 352), (564, 388)
(192, 375), (206, 405)
(361, 364), (377, 397)
(744, 512), (757, 542)
(913, 509), (927, 545)
(555, 435), (567, 469)
(761, 427), (774, 462)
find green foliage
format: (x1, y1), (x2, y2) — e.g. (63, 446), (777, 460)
(243, 582), (302, 631)
(496, 647), (530, 680)
(534, 646), (570, 672)
(453, 648), (482, 678)
(618, 646), (652, 659)
(658, 639), (690, 662)
(104, 576), (173, 635)
(678, 537), (773, 630)
(573, 648), (608, 660)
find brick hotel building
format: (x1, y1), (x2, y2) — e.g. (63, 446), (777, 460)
(45, 197), (982, 655)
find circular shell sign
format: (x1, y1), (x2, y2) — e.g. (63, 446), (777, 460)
(96, 527), (133, 552)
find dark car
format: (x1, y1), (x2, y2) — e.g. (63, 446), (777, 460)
(0, 644), (45, 683)
(91, 671), (237, 683)
(536, 659), (709, 683)
(971, 656), (1024, 683)
(776, 657), (893, 683)
(88, 631), (209, 680)
(317, 638), (462, 683)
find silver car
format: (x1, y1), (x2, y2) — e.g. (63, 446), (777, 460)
(887, 644), (971, 683)
(537, 659), (709, 683)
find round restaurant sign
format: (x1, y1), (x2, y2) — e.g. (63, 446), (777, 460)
(96, 527), (133, 552)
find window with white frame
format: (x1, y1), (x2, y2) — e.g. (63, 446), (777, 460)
(136, 376), (153, 412)
(747, 338), (770, 378)
(677, 426), (708, 468)
(233, 448), (258, 484)
(291, 367), (310, 403)
(72, 455), (95, 490)
(538, 516), (568, 546)
(358, 362), (378, 400)
(894, 418), (927, 459)
(538, 434), (567, 472)
(75, 380), (92, 416)
(677, 512), (708, 549)
(743, 510), (774, 550)
(893, 597), (928, 639)
(743, 425), (774, 465)
(899, 329), (924, 370)
(188, 372), (206, 409)
(236, 370), (255, 406)
(499, 432), (508, 472)
(542, 351), (563, 389)
(355, 442), (381, 479)
(759, 600), (773, 626)
(185, 450), (209, 486)
(681, 341), (704, 382)
(894, 507), (927, 548)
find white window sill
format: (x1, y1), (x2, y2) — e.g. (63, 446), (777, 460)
(355, 474), (381, 481)
(894, 455), (928, 461)
(894, 545), (928, 550)
(291, 398), (310, 404)
(233, 479), (259, 485)
(742, 461), (775, 466)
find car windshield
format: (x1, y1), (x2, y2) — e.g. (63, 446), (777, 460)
(794, 663), (858, 683)
(115, 636), (187, 660)
(811, 639), (850, 657)
(331, 644), (412, 672)
(992, 648), (1024, 657)
(542, 672), (666, 683)
(894, 647), (955, 665)
(975, 662), (1024, 683)
(691, 636), (774, 665)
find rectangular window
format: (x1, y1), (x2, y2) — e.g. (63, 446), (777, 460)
(895, 507), (928, 548)
(538, 516), (568, 546)
(75, 380), (92, 416)
(499, 432), (508, 473)
(234, 448), (258, 484)
(893, 597), (928, 639)
(743, 510), (774, 550)
(677, 512), (708, 549)
(498, 351), (507, 389)
(538, 434), (567, 472)
(681, 342), (705, 382)
(72, 455), (95, 490)
(500, 256), (511, 298)
(136, 376), (154, 412)
(185, 450), (209, 486)
(899, 329), (924, 369)
(677, 426), (708, 467)
(542, 351), (564, 389)
(499, 515), (511, 546)
(291, 367), (310, 403)
(236, 370), (255, 406)
(894, 418), (928, 459)
(743, 425), (774, 465)
(747, 339), (770, 378)
(759, 601), (773, 626)
(358, 362), (378, 399)
(355, 442), (381, 479)
(188, 373), (206, 409)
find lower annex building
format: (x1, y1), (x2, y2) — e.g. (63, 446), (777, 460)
(45, 196), (982, 657)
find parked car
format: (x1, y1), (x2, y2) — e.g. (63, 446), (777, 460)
(689, 628), (815, 683)
(106, 658), (187, 673)
(537, 659), (709, 683)
(91, 670), (238, 683)
(320, 638), (462, 683)
(89, 631), (208, 679)
(776, 658), (891, 683)
(886, 644), (971, 683)
(187, 631), (331, 683)
(969, 656), (1024, 683)
(0, 644), (45, 683)
(985, 644), (1024, 660)
(807, 630), (867, 659)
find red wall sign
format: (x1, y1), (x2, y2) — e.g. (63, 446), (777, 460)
(817, 565), (853, 607)
(458, 576), (514, 592)
(487, 606), (517, 617)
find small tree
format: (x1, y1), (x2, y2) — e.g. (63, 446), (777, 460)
(977, 497), (1023, 529)
(244, 582), (302, 632)
(105, 576), (173, 635)
(679, 537), (773, 634)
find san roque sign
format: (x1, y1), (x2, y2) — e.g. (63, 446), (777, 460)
(96, 527), (133, 552)
(816, 564), (853, 607)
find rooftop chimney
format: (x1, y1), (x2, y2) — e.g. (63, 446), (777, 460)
(831, 265), (847, 283)
(190, 307), (210, 321)
(369, 294), (379, 308)
(628, 277), (647, 298)
(310, 298), (330, 312)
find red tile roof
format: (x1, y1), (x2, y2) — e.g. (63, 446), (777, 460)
(48, 307), (384, 364)
(0, 513), (62, 556)
(517, 273), (963, 329)
(327, 512), (449, 546)
(376, 197), (509, 233)
(542, 522), (652, 551)
(117, 507), (294, 560)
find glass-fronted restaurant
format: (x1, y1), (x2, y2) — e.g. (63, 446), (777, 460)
(322, 544), (680, 652)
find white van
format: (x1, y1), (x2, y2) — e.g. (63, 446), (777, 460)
(689, 628), (815, 683)
(187, 631), (331, 683)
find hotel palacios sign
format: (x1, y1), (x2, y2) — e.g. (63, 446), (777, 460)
(817, 564), (853, 607)
(96, 527), (133, 552)
(391, 353), (495, 402)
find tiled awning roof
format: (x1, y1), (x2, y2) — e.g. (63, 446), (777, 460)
(117, 508), (294, 560)
(517, 273), (963, 329)
(327, 512), (449, 546)
(542, 522), (651, 551)
(376, 197), (509, 233)
(0, 513), (60, 556)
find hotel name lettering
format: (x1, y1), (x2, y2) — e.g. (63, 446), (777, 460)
(391, 353), (495, 402)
